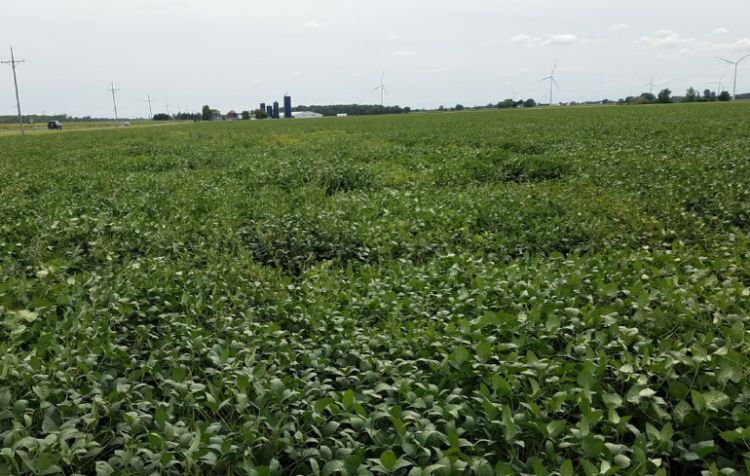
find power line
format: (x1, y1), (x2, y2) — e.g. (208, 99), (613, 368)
(107, 82), (120, 121)
(1, 46), (26, 135)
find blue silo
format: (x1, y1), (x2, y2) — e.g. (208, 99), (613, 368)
(283, 95), (292, 119)
(273, 102), (279, 119)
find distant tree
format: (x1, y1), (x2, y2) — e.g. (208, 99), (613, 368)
(703, 89), (717, 101)
(254, 109), (268, 119)
(684, 87), (698, 102)
(287, 104), (410, 116)
(640, 92), (657, 103)
(657, 88), (672, 103)
(454, 104), (464, 111)
(241, 110), (251, 120)
(497, 99), (515, 109)
(152, 113), (171, 121)
(523, 98), (537, 108)
(718, 90), (732, 101)
(438, 105), (445, 111)
(201, 105), (212, 121)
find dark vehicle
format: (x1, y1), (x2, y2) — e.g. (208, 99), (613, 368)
(47, 120), (62, 130)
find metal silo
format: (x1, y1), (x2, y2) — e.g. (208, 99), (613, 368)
(283, 95), (292, 119)
(273, 102), (279, 119)
(266, 105), (273, 118)
(260, 103), (266, 114)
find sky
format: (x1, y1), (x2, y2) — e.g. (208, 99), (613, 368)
(1, 0), (749, 117)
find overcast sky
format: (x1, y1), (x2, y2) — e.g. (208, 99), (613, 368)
(2, 0), (749, 117)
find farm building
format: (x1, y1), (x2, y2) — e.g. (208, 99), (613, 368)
(225, 110), (240, 121)
(290, 111), (323, 119)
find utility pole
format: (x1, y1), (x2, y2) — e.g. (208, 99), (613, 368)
(145, 94), (154, 119)
(1, 46), (25, 135)
(107, 82), (120, 121)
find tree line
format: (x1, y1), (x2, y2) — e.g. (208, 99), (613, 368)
(0, 114), (117, 124)
(292, 104), (411, 116)
(619, 88), (732, 105)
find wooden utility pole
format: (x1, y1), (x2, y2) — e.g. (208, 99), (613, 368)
(1, 46), (25, 135)
(107, 82), (120, 121)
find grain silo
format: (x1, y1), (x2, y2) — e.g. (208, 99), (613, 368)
(283, 96), (292, 119)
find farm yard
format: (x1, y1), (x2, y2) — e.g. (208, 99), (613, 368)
(1, 103), (750, 474)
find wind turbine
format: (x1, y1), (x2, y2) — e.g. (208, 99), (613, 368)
(371, 71), (387, 106)
(718, 76), (724, 93)
(145, 94), (154, 119)
(716, 52), (750, 100)
(538, 63), (559, 106)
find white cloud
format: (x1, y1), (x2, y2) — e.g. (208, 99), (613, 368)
(636, 31), (692, 49)
(508, 35), (532, 44)
(609, 23), (628, 31)
(637, 30), (750, 52)
(302, 21), (326, 30)
(546, 34), (580, 45)
(727, 38), (750, 51)
(386, 34), (401, 41)
(508, 34), (582, 47)
(713, 27), (730, 35)
(429, 67), (445, 74)
(393, 50), (417, 56)
(291, 71), (302, 76)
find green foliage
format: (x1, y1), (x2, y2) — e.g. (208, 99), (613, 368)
(293, 104), (411, 116)
(201, 104), (212, 121)
(658, 88), (672, 103)
(1, 103), (750, 474)
(685, 87), (698, 102)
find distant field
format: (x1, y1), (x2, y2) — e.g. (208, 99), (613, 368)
(1, 103), (750, 474)
(0, 120), (187, 136)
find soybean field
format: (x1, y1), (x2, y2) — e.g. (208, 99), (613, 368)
(1, 103), (750, 475)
